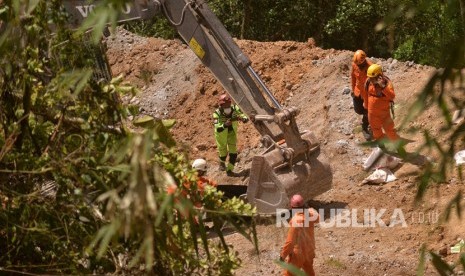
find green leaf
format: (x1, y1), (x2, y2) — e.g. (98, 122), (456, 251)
(134, 115), (156, 128)
(96, 220), (120, 258)
(196, 213), (210, 257)
(430, 251), (454, 276)
(155, 194), (173, 226)
(162, 119), (176, 128)
(56, 69), (93, 97)
(77, 4), (119, 45)
(274, 259), (306, 276)
(417, 244), (426, 276)
(154, 119), (176, 147)
(442, 191), (462, 222)
(144, 233), (155, 270)
(25, 0), (40, 15)
(97, 164), (132, 173)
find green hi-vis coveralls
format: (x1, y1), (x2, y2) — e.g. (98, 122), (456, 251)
(213, 105), (248, 172)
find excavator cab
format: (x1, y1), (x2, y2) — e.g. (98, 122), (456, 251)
(62, 0), (332, 214)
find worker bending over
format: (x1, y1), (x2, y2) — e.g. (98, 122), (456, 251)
(191, 158), (217, 197)
(167, 158), (216, 209)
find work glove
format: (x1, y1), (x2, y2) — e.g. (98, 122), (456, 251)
(224, 119), (232, 127)
(377, 77), (387, 88)
(241, 117), (249, 123)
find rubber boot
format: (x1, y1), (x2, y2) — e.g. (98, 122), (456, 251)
(219, 156), (227, 171)
(226, 153), (238, 177)
(226, 153), (237, 177)
(362, 114), (373, 141)
(362, 128), (373, 141)
(226, 164), (237, 177)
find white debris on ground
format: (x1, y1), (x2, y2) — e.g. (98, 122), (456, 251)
(361, 168), (397, 185)
(454, 150), (465, 165)
(361, 147), (403, 185)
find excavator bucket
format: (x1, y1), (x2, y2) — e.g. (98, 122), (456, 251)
(246, 131), (332, 214)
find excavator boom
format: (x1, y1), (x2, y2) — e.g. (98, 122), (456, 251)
(62, 0), (332, 214)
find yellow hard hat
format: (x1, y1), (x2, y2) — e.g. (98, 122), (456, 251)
(367, 64), (382, 78)
(353, 50), (367, 65)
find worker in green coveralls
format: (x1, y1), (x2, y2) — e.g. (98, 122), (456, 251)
(213, 93), (249, 176)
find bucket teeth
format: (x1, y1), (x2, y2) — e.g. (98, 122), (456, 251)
(246, 132), (333, 214)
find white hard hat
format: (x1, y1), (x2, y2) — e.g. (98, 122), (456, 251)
(192, 158), (207, 172)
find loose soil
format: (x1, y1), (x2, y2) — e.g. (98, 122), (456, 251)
(105, 27), (465, 275)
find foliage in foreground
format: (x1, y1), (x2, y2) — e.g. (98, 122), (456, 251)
(379, 2), (465, 275)
(0, 0), (256, 274)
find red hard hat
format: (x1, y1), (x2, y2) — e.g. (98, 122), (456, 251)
(290, 194), (304, 208)
(218, 94), (231, 106)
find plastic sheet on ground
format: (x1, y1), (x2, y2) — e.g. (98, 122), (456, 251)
(376, 154), (402, 170)
(363, 147), (384, 171)
(454, 150), (465, 166)
(451, 239), (464, 254)
(362, 168), (397, 185)
(363, 147), (402, 171)
(452, 109), (465, 125)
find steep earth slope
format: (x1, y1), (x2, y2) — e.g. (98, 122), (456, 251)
(105, 27), (464, 275)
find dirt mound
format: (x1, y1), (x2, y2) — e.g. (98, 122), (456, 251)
(106, 27), (464, 275)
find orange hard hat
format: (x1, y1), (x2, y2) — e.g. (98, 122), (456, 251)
(290, 194), (304, 208)
(218, 94), (231, 106)
(353, 50), (367, 65)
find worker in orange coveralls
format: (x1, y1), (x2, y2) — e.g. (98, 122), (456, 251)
(280, 194), (319, 276)
(166, 158), (217, 209)
(189, 158), (217, 206)
(351, 49), (373, 140)
(364, 64), (399, 142)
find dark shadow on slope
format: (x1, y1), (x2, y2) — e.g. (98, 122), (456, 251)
(306, 200), (348, 222)
(216, 184), (248, 199)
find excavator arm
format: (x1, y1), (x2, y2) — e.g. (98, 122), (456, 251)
(63, 0), (332, 214)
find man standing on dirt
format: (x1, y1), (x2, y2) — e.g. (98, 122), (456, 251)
(351, 49), (373, 140)
(364, 64), (399, 143)
(213, 93), (249, 177)
(280, 194), (319, 276)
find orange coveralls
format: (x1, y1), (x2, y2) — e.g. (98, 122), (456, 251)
(351, 60), (372, 132)
(351, 60), (372, 100)
(365, 76), (399, 141)
(281, 208), (319, 276)
(167, 176), (217, 209)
